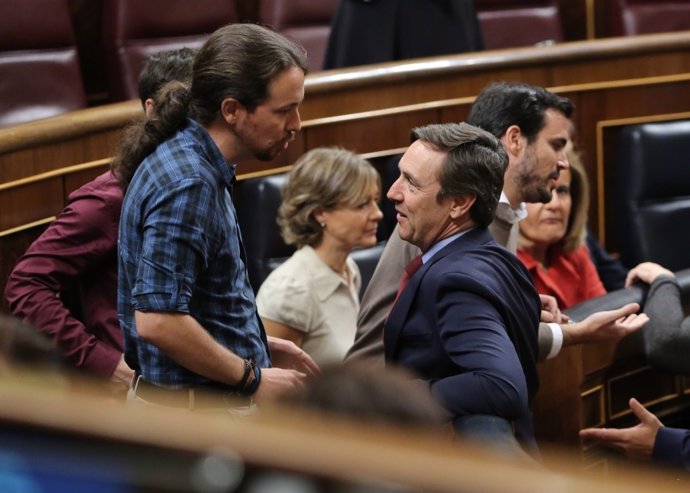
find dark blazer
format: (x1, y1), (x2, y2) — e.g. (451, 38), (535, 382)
(324, 0), (484, 69)
(384, 228), (540, 434)
(654, 427), (690, 470)
(348, 221), (556, 366)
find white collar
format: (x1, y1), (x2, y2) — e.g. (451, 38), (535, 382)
(496, 191), (527, 224)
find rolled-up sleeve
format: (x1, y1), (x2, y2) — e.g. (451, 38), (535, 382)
(133, 178), (215, 313)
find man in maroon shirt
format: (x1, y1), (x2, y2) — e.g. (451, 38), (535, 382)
(4, 48), (195, 393)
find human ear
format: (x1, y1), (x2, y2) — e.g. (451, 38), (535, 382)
(449, 194), (476, 219)
(503, 125), (524, 157)
(220, 98), (241, 125)
(144, 98), (155, 117)
(313, 206), (327, 225)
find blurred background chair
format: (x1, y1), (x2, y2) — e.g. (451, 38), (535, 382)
(613, 119), (690, 272)
(474, 0), (565, 49)
(234, 174), (293, 294)
(258, 0), (339, 72)
(101, 0), (239, 102)
(604, 0), (690, 37)
(0, 0), (87, 127)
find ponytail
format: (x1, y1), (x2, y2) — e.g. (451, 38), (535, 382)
(111, 81), (191, 191)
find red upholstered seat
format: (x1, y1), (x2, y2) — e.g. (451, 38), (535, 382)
(0, 0), (87, 127)
(605, 0), (690, 37)
(102, 0), (240, 102)
(474, 0), (564, 50)
(258, 0), (339, 72)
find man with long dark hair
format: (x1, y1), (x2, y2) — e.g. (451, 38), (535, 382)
(116, 24), (316, 410)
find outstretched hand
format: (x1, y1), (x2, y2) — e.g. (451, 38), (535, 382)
(580, 398), (663, 461)
(267, 336), (320, 376)
(563, 303), (648, 346)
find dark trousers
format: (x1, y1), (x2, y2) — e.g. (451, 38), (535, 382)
(453, 414), (541, 463)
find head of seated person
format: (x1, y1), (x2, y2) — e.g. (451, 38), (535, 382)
(112, 47), (196, 191)
(279, 147), (383, 256)
(138, 47), (196, 116)
(278, 361), (448, 432)
(256, 147), (384, 365)
(517, 148), (606, 308)
(0, 315), (67, 383)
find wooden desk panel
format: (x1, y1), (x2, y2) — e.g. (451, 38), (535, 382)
(533, 344), (585, 445)
(304, 108), (439, 153)
(0, 224), (51, 313)
(0, 179), (63, 232)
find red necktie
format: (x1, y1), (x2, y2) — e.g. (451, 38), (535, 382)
(392, 254), (423, 308)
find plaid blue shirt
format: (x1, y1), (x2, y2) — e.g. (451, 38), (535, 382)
(118, 118), (270, 388)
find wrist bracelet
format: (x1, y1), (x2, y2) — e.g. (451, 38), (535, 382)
(242, 365), (261, 396)
(234, 358), (253, 391)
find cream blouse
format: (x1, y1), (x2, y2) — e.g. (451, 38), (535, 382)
(256, 246), (361, 366)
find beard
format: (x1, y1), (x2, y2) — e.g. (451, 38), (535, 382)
(234, 123), (290, 162)
(243, 137), (284, 162)
(516, 149), (559, 204)
(519, 173), (554, 203)
(251, 147), (279, 162)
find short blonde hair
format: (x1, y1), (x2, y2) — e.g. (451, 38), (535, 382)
(278, 148), (380, 248)
(561, 147), (589, 253)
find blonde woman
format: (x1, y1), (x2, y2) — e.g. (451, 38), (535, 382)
(256, 148), (383, 366)
(517, 149), (606, 308)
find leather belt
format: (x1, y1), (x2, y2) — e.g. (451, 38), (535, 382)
(133, 376), (251, 409)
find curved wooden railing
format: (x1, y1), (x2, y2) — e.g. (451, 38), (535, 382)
(0, 375), (687, 493)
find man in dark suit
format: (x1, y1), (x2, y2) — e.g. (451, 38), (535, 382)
(384, 122), (540, 451)
(349, 82), (645, 367)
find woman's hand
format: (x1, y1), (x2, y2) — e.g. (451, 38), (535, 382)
(267, 336), (320, 376)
